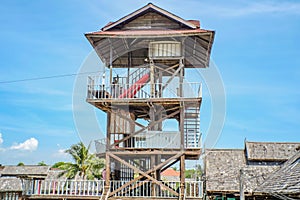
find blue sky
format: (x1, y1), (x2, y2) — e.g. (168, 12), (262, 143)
(0, 0), (299, 165)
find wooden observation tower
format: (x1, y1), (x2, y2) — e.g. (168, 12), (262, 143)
(86, 3), (214, 200)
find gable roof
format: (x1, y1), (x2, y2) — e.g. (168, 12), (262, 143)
(102, 3), (197, 31)
(161, 168), (180, 177)
(85, 3), (215, 69)
(245, 141), (300, 161)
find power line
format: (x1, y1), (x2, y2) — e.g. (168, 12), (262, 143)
(0, 71), (102, 84)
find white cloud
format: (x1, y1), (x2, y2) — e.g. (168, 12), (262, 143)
(52, 148), (69, 159)
(0, 133), (3, 145)
(10, 138), (38, 151)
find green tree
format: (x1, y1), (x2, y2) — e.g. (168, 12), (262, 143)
(52, 161), (67, 169)
(185, 164), (202, 180)
(58, 142), (105, 180)
(17, 162), (25, 166)
(38, 161), (47, 166)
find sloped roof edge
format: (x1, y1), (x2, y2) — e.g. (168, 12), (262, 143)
(102, 3), (197, 31)
(255, 151), (300, 194)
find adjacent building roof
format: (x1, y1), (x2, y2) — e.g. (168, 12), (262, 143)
(245, 141), (300, 161)
(205, 149), (246, 193)
(0, 177), (22, 192)
(205, 142), (300, 195)
(256, 151), (300, 195)
(45, 169), (67, 180)
(161, 168), (180, 177)
(242, 165), (280, 193)
(1, 166), (50, 178)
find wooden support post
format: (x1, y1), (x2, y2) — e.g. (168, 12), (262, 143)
(180, 154), (185, 200)
(106, 112), (111, 151)
(127, 52), (131, 85)
(180, 104), (185, 150)
(109, 43), (113, 84)
(179, 58), (184, 97)
(158, 69), (163, 97)
(150, 60), (155, 97)
(151, 155), (156, 196)
(156, 154), (161, 181)
(240, 169), (245, 200)
(105, 154), (110, 187)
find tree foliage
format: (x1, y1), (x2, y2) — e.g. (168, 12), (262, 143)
(185, 164), (202, 180)
(17, 162), (25, 166)
(51, 161), (67, 169)
(58, 142), (105, 180)
(38, 161), (47, 166)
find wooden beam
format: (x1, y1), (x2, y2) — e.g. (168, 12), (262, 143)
(108, 108), (145, 129)
(108, 153), (179, 196)
(162, 63), (184, 91)
(108, 152), (183, 197)
(112, 150), (181, 155)
(154, 63), (179, 76)
(110, 109), (180, 148)
(161, 158), (180, 172)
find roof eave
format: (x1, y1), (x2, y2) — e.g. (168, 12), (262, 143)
(85, 30), (213, 39)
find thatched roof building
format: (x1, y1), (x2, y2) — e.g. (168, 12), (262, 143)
(245, 141), (300, 162)
(0, 177), (22, 192)
(256, 151), (300, 198)
(205, 149), (245, 193)
(1, 165), (50, 179)
(204, 141), (300, 199)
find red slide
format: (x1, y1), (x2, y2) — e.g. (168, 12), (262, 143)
(119, 73), (150, 98)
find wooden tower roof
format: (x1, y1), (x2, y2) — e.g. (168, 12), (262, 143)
(85, 3), (215, 68)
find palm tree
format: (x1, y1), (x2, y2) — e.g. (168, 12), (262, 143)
(58, 142), (105, 180)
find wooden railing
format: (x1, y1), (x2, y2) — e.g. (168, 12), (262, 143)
(24, 180), (105, 197)
(95, 130), (201, 154)
(25, 180), (203, 199)
(87, 76), (202, 100)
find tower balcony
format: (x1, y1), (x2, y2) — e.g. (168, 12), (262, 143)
(87, 75), (202, 102)
(95, 130), (201, 157)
